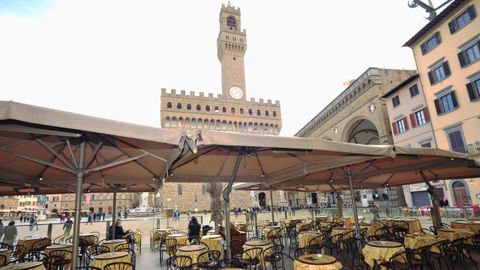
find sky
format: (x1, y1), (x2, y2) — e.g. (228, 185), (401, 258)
(0, 0), (434, 136)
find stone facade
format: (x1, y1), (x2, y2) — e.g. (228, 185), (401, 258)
(296, 68), (417, 207)
(158, 4), (285, 211)
(0, 196), (18, 210)
(404, 0), (480, 206)
(45, 193), (137, 214)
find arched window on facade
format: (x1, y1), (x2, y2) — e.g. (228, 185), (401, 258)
(240, 108), (244, 115)
(248, 109), (252, 115)
(257, 110), (261, 116)
(196, 104), (201, 111)
(231, 107), (235, 114)
(273, 111), (277, 117)
(167, 102), (172, 109)
(265, 111), (269, 117)
(214, 106), (219, 112)
(222, 107), (226, 113)
(187, 104), (192, 110)
(177, 103), (182, 109)
(206, 105), (211, 112)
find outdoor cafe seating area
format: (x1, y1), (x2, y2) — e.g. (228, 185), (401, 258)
(0, 229), (141, 270)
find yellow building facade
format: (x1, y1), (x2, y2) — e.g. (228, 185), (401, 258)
(404, 0), (480, 205)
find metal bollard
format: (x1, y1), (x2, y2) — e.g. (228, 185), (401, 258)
(47, 223), (53, 239)
(106, 221), (111, 238)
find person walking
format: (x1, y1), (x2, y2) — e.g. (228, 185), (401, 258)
(0, 219), (4, 240)
(28, 216), (34, 231)
(187, 216), (201, 243)
(3, 221), (17, 245)
(33, 215), (38, 231)
(63, 217), (73, 236)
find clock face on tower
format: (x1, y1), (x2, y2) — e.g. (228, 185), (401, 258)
(229, 86), (244, 100)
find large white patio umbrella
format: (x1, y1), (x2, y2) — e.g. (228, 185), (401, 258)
(0, 101), (191, 269)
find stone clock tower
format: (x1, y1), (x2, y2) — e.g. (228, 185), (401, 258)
(217, 4), (247, 101)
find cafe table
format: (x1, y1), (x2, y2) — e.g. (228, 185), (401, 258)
(437, 228), (474, 242)
(44, 244), (73, 267)
(168, 233), (189, 246)
(17, 236), (49, 252)
(243, 240), (272, 267)
(0, 262), (45, 270)
(90, 251), (131, 270)
(176, 244), (208, 265)
(367, 218), (422, 236)
(294, 254), (342, 270)
(263, 226), (281, 240)
(298, 231), (323, 249)
(151, 229), (170, 250)
(362, 240), (405, 270)
(101, 239), (128, 252)
(451, 221), (480, 234)
(404, 233), (445, 253)
(331, 228), (354, 247)
(296, 223), (312, 232)
(200, 234), (223, 256)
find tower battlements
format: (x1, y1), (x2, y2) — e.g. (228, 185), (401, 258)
(220, 3), (241, 15)
(161, 88), (280, 106)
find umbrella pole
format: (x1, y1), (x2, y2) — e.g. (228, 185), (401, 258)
(420, 171), (442, 229)
(71, 142), (85, 270)
(346, 167), (361, 250)
(223, 153), (243, 261)
(111, 190), (117, 239)
(269, 188), (275, 224)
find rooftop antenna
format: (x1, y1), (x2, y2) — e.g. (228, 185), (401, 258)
(408, 0), (453, 20)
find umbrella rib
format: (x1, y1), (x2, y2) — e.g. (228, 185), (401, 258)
(66, 139), (78, 168)
(171, 146), (219, 171)
(84, 142), (104, 170)
(254, 152), (266, 177)
(85, 153), (148, 174)
(35, 138), (76, 171)
(10, 151), (75, 174)
(35, 143), (68, 180)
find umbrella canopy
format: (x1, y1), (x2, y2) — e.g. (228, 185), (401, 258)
(265, 146), (479, 189)
(0, 101), (189, 195)
(168, 129), (395, 183)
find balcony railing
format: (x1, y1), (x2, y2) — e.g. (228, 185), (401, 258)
(467, 141), (480, 156)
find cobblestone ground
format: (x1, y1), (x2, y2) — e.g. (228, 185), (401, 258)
(8, 209), (480, 269)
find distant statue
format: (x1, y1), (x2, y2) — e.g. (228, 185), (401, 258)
(140, 192), (149, 208)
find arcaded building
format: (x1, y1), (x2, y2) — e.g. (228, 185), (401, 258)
(159, 4), (284, 212)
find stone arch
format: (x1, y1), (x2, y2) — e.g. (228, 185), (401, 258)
(231, 107), (235, 114)
(165, 117), (171, 128)
(171, 117), (177, 127)
(222, 107), (227, 113)
(206, 105), (211, 112)
(451, 179), (472, 206)
(209, 119), (215, 129)
(214, 106), (219, 112)
(196, 104), (201, 111)
(177, 103), (182, 110)
(167, 102), (172, 109)
(342, 116), (380, 145)
(187, 104), (192, 110)
(191, 118), (197, 128)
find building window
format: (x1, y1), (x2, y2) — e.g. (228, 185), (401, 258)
(420, 141), (432, 148)
(196, 104), (201, 111)
(458, 41), (480, 67)
(467, 78), (480, 101)
(187, 104), (192, 110)
(240, 108), (244, 115)
(214, 106), (219, 112)
(265, 111), (269, 117)
(420, 32), (441, 54)
(248, 109), (252, 115)
(206, 105), (211, 112)
(448, 5), (476, 34)
(176, 103), (182, 110)
(257, 110), (261, 116)
(273, 111), (277, 117)
(446, 127), (467, 153)
(231, 107), (235, 114)
(392, 95), (400, 107)
(222, 107), (226, 113)
(202, 184), (207, 195)
(409, 84), (420, 97)
(428, 61), (451, 85)
(396, 118), (408, 134)
(410, 108), (429, 127)
(166, 102), (172, 109)
(434, 91), (458, 115)
(177, 185), (183, 195)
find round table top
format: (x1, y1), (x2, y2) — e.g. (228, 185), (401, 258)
(297, 254), (337, 265)
(46, 244), (72, 249)
(265, 225), (281, 228)
(299, 230), (321, 235)
(0, 261), (43, 270)
(453, 221), (480, 224)
(153, 228), (169, 231)
(245, 240), (270, 247)
(93, 251), (129, 260)
(168, 233), (186, 238)
(102, 239), (126, 244)
(22, 236), (47, 240)
(79, 233), (95, 237)
(178, 245), (207, 252)
(367, 241), (403, 248)
(202, 234), (222, 240)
